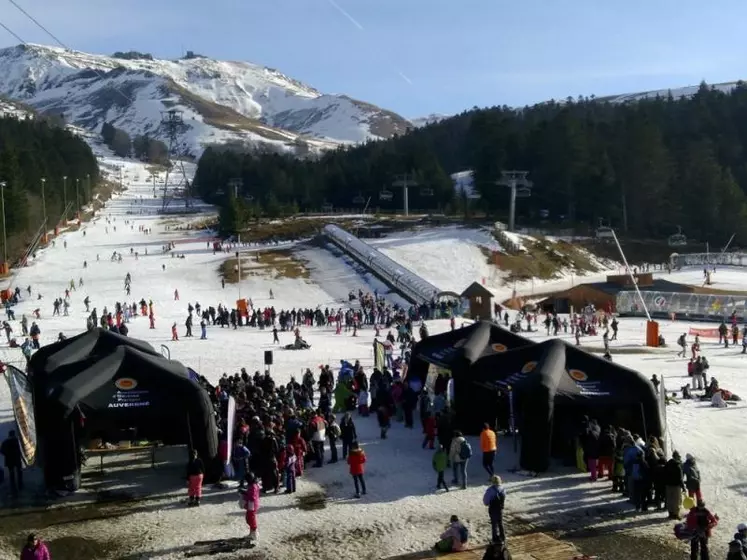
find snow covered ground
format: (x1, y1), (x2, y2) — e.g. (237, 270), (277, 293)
(369, 225), (619, 300)
(0, 161), (745, 559)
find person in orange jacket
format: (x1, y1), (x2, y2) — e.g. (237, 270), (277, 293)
(686, 499), (718, 560)
(347, 442), (367, 498)
(171, 322), (179, 341)
(480, 422), (497, 477)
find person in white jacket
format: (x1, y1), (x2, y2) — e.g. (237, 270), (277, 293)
(711, 390), (728, 408)
(449, 431), (470, 489)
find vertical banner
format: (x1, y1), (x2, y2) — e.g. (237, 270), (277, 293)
(3, 366), (37, 466)
(225, 396), (236, 466)
(373, 340), (385, 372)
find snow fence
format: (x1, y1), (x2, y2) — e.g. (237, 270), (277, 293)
(322, 224), (440, 304)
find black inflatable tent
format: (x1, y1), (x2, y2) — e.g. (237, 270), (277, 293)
(469, 339), (664, 472)
(28, 329), (218, 491)
(408, 321), (535, 431)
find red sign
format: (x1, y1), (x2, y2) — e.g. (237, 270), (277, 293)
(688, 327), (720, 338)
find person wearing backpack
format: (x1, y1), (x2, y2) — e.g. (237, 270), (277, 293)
(449, 431), (471, 489)
(483, 475), (507, 543)
(435, 515), (469, 553)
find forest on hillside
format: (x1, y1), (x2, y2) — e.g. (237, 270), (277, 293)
(195, 82), (747, 243)
(0, 116), (99, 261)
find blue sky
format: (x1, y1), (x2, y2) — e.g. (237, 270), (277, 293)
(1, 0), (746, 118)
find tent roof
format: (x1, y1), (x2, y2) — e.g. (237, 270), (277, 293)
(471, 338), (660, 407)
(411, 320), (534, 371)
(53, 345), (193, 413)
(29, 328), (159, 379)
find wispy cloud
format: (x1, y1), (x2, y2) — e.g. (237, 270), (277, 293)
(398, 71), (413, 85)
(326, 0), (364, 30)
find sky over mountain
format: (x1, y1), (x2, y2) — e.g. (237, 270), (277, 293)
(1, 0), (747, 117)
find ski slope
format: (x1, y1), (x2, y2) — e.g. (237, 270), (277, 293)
(369, 225), (619, 300)
(0, 160), (745, 559)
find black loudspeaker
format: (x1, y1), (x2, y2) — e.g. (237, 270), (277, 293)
(264, 350), (273, 366)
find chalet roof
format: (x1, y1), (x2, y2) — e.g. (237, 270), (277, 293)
(461, 282), (494, 299)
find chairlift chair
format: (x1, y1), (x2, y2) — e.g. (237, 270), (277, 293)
(420, 187), (434, 197)
(595, 226), (614, 240)
(215, 188), (225, 196)
(352, 193), (366, 205)
(668, 226), (687, 247)
(379, 188), (394, 201)
(322, 203), (333, 213)
(244, 194), (255, 202)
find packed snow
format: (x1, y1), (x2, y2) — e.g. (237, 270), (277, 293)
(369, 226), (619, 300)
(0, 158), (745, 559)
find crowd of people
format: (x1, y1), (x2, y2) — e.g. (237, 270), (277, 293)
(3, 211), (747, 560)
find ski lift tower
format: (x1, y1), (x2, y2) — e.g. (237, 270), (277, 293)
(160, 109), (191, 212)
(392, 172), (418, 217)
(496, 171), (532, 232)
(228, 178), (243, 199)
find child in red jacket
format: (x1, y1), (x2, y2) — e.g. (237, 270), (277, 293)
(422, 414), (436, 449)
(347, 442), (367, 498)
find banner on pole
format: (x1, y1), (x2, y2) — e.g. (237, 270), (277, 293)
(225, 396), (236, 466)
(373, 340), (385, 372)
(3, 365), (37, 466)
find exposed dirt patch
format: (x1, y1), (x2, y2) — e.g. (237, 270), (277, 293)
(560, 527), (685, 560)
(297, 491), (327, 511)
(487, 237), (603, 283)
(220, 249), (309, 283)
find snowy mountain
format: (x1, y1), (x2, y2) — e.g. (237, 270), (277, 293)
(409, 113), (451, 127)
(0, 44), (412, 155)
(0, 95), (33, 119)
(593, 81), (742, 104)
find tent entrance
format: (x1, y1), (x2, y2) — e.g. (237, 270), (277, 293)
(76, 404), (191, 450)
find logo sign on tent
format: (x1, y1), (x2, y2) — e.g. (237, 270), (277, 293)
(566, 369), (610, 396)
(108, 377), (151, 409)
(505, 361), (538, 385)
(521, 361), (537, 374)
(653, 296), (667, 308)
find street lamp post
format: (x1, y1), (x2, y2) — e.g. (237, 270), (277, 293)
(0, 181), (6, 267)
(40, 177), (47, 227)
(62, 175), (68, 221)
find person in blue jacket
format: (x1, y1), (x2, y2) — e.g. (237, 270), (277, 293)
(483, 474), (507, 543)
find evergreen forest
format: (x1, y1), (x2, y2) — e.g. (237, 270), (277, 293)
(195, 82), (747, 244)
(0, 116), (99, 261)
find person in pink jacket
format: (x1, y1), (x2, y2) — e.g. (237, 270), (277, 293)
(243, 472), (261, 543)
(434, 515), (469, 553)
(20, 534), (51, 560)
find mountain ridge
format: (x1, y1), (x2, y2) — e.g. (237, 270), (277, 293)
(0, 43), (412, 155)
